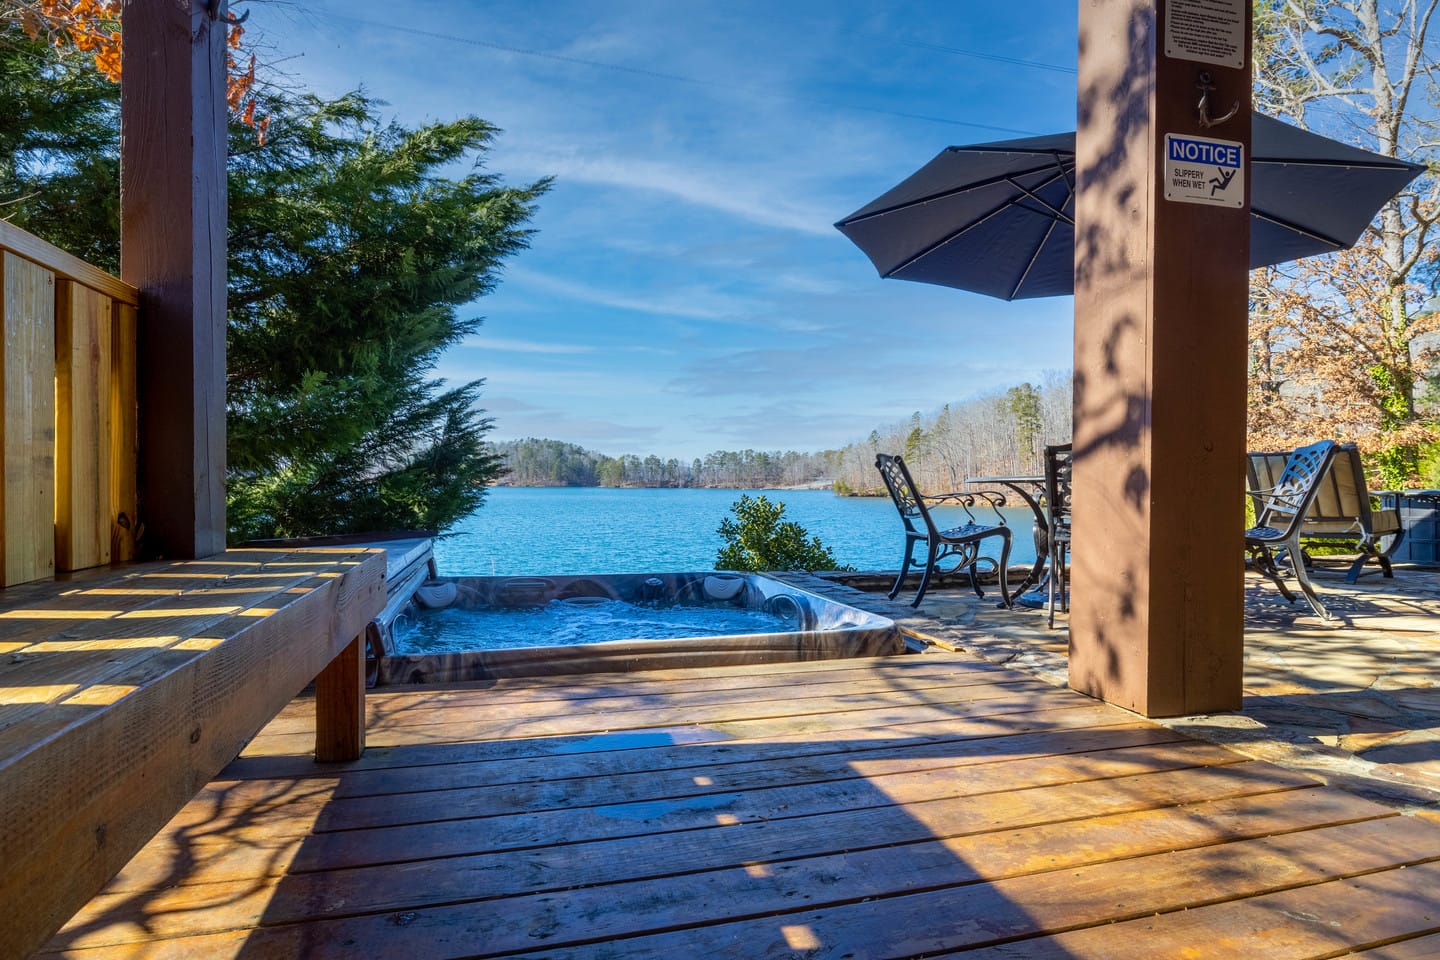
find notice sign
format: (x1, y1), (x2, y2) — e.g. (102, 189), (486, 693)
(1164, 133), (1244, 207)
(1165, 0), (1246, 69)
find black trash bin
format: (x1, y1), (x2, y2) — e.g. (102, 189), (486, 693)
(1384, 490), (1440, 565)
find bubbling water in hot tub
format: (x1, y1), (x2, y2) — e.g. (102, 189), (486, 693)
(372, 571), (901, 684)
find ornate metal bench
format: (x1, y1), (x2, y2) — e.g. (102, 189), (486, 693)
(875, 453), (1012, 608)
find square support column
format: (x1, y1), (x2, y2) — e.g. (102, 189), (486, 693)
(119, 0), (229, 559)
(1069, 0), (1251, 717)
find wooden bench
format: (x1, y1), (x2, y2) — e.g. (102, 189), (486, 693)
(0, 546), (385, 959)
(1248, 443), (1405, 583)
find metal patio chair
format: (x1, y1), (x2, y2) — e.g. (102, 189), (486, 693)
(1245, 439), (1340, 619)
(1042, 443), (1073, 629)
(874, 453), (1012, 608)
(1247, 442), (1404, 583)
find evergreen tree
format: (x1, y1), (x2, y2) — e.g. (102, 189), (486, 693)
(0, 30), (121, 267)
(225, 91), (550, 540)
(0, 27), (549, 541)
(904, 411), (925, 461)
(1005, 383), (1044, 469)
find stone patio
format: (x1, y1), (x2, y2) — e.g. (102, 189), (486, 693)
(793, 559), (1440, 812)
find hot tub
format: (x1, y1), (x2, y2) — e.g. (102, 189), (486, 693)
(372, 571), (904, 685)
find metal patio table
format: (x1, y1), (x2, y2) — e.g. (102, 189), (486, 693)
(966, 474), (1049, 607)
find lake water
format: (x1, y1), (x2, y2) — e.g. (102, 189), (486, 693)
(433, 486), (1038, 576)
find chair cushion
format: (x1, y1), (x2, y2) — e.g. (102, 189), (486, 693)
(1300, 519), (1362, 536)
(1371, 508), (1401, 535)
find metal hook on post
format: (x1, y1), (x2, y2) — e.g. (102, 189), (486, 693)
(205, 0), (250, 25)
(1196, 71), (1238, 128)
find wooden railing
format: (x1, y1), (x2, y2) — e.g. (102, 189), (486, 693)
(1, 221), (139, 587)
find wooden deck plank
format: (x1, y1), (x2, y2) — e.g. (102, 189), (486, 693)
(0, 560), (379, 754)
(37, 653), (1440, 959)
(139, 737), (1251, 868)
(1341, 932), (1440, 958)
(103, 758), (1312, 895)
(310, 724), (1192, 831)
(0, 550), (365, 649)
(948, 859), (1440, 959)
(153, 722), (1189, 837)
(272, 654), (1019, 714)
(2, 548), (385, 960)
(291, 741), (1245, 872)
(47, 790), (1394, 953)
(174, 706), (1140, 833)
(257, 667), (1033, 737)
(243, 677), (1065, 754)
(108, 299), (138, 564)
(1, 250), (56, 587)
(225, 701), (1127, 795)
(0, 555), (359, 665)
(53, 279), (113, 573)
(483, 821), (1440, 960)
(225, 697), (1115, 781)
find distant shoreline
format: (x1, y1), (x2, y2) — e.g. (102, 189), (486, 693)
(492, 481), (837, 491)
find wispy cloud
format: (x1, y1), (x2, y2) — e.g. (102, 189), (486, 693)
(268, 0), (1081, 462)
(504, 264), (757, 321)
(502, 148), (837, 237)
(461, 335), (595, 354)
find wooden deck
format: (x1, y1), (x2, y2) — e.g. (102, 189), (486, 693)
(40, 649), (1440, 958)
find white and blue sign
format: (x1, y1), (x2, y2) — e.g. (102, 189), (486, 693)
(1164, 132), (1245, 207)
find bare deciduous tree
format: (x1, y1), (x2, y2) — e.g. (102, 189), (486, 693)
(1250, 0), (1439, 484)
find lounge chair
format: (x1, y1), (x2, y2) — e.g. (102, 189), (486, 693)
(1245, 439), (1340, 619)
(1247, 442), (1404, 583)
(874, 453), (1012, 608)
(1042, 443), (1073, 629)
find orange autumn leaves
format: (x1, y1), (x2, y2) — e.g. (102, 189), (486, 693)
(12, 0), (267, 141)
(17, 0), (122, 78)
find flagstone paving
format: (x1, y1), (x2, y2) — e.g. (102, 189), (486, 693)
(793, 560), (1440, 811)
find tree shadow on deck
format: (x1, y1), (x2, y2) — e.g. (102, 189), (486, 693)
(903, 558), (1440, 812)
(40, 654), (1440, 958)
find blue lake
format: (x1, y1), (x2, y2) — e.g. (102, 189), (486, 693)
(433, 486), (1039, 576)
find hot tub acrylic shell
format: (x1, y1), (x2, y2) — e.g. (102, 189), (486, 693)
(374, 571), (904, 685)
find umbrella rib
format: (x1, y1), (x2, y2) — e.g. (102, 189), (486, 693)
(1007, 156), (1075, 299)
(840, 158), (1075, 224)
(883, 202), (1016, 276)
(1008, 213), (1062, 300)
(1004, 171), (1074, 225)
(1250, 209), (1347, 251)
(875, 159), (1071, 279)
(1253, 156), (1421, 172)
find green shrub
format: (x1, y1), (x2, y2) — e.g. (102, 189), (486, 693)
(715, 494), (852, 572)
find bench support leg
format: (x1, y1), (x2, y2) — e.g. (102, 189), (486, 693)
(315, 633), (366, 762)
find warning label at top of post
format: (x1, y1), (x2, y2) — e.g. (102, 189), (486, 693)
(1165, 0), (1246, 69)
(1163, 133), (1245, 208)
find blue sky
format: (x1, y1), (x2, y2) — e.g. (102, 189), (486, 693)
(261, 1), (1079, 461)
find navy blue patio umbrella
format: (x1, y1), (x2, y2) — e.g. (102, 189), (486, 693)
(835, 114), (1424, 301)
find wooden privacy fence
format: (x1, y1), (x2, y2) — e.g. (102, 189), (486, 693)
(1, 221), (138, 587)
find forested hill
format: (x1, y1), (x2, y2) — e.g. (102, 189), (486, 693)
(494, 439), (838, 488)
(494, 373), (1073, 492)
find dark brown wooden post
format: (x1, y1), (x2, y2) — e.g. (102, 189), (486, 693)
(119, 0), (229, 559)
(1069, 0), (1251, 716)
(314, 634), (367, 762)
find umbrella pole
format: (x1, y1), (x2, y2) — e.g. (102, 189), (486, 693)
(1069, 0), (1252, 719)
